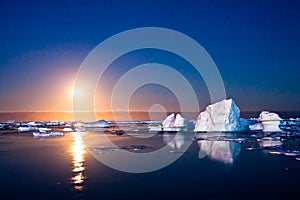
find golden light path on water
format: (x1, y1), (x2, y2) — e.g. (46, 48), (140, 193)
(71, 132), (87, 191)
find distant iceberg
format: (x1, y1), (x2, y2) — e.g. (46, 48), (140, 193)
(17, 126), (38, 132)
(194, 99), (247, 132)
(63, 127), (74, 132)
(83, 120), (111, 128)
(258, 111), (282, 132)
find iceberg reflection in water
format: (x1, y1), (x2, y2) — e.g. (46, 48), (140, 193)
(197, 139), (241, 164)
(163, 132), (194, 153)
(70, 132), (87, 191)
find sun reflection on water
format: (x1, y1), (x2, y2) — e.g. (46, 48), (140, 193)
(71, 132), (86, 191)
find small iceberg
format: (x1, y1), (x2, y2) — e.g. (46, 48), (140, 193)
(83, 120), (111, 128)
(38, 127), (52, 132)
(63, 127), (74, 132)
(162, 113), (176, 128)
(173, 114), (189, 128)
(33, 132), (64, 137)
(149, 113), (189, 132)
(44, 120), (65, 126)
(258, 111), (282, 132)
(17, 126), (38, 132)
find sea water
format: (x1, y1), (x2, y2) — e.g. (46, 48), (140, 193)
(0, 114), (300, 199)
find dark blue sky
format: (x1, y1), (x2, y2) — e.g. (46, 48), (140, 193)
(0, 0), (299, 112)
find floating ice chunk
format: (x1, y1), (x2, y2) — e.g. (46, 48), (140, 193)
(6, 120), (15, 124)
(279, 119), (300, 132)
(33, 132), (64, 137)
(249, 122), (263, 131)
(63, 127), (74, 132)
(162, 113), (175, 127)
(194, 99), (247, 132)
(44, 120), (65, 126)
(148, 126), (163, 132)
(258, 111), (282, 132)
(38, 127), (52, 132)
(259, 111), (282, 121)
(17, 126), (38, 132)
(157, 113), (189, 131)
(84, 120), (111, 128)
(173, 114), (188, 128)
(27, 121), (43, 126)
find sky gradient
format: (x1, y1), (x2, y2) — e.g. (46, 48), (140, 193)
(0, 0), (299, 113)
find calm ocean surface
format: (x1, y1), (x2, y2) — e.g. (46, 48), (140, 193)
(0, 112), (300, 199)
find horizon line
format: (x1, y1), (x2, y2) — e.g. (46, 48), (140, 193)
(0, 109), (299, 113)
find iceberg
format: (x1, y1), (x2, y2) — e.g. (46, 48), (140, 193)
(162, 113), (175, 127)
(258, 111), (282, 132)
(17, 126), (38, 132)
(162, 113), (189, 131)
(44, 120), (65, 126)
(194, 99), (246, 132)
(38, 127), (52, 132)
(149, 113), (189, 132)
(173, 114), (188, 128)
(63, 127), (74, 132)
(84, 120), (111, 128)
